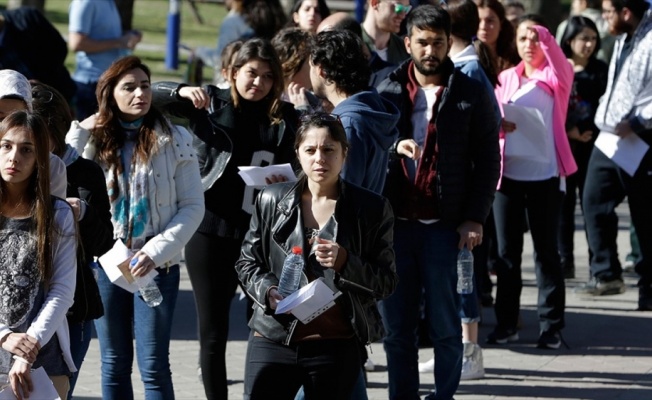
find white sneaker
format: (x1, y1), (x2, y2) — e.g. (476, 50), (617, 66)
(461, 343), (485, 380)
(364, 358), (375, 372)
(418, 357), (435, 373)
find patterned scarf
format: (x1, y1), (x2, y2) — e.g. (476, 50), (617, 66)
(106, 120), (151, 250)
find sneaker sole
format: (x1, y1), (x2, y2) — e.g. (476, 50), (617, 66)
(493, 333), (519, 344)
(537, 341), (561, 350)
(575, 286), (626, 296)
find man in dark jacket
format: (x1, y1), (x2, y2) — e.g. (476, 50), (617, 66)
(310, 29), (400, 194)
(377, 5), (500, 400)
(0, 7), (76, 102)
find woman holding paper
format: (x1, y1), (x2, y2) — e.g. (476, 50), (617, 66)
(235, 113), (397, 399)
(489, 15), (577, 349)
(66, 55), (204, 399)
(152, 38), (298, 399)
(0, 111), (77, 400)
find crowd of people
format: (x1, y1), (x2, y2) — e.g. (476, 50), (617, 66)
(0, 0), (650, 399)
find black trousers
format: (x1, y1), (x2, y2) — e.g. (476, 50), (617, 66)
(493, 177), (565, 333)
(185, 232), (242, 400)
(582, 146), (652, 287)
(244, 335), (361, 400)
(558, 140), (593, 263)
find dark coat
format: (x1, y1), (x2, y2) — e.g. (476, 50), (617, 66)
(235, 179), (397, 345)
(377, 58), (501, 226)
(0, 7), (76, 101)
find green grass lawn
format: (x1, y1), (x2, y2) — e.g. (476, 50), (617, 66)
(44, 0), (227, 83)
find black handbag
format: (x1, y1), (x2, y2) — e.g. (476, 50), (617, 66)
(67, 251), (104, 324)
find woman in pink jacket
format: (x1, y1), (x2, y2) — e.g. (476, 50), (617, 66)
(488, 14), (577, 350)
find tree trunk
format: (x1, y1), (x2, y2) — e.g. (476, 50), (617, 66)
(115, 0), (135, 32)
(6, 0), (45, 12)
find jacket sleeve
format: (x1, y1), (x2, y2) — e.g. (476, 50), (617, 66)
(65, 121), (97, 160)
(26, 202), (77, 347)
(335, 198), (397, 300)
(535, 25), (574, 99)
(235, 190), (280, 311)
(151, 81), (207, 121)
(49, 154), (67, 199)
(465, 84), (501, 224)
(78, 161), (114, 258)
(141, 126), (205, 267)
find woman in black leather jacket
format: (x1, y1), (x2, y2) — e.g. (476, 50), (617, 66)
(152, 38), (299, 400)
(235, 114), (397, 399)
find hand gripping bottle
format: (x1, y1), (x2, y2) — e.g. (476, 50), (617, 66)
(278, 246), (304, 297)
(456, 245), (474, 295)
(131, 257), (162, 307)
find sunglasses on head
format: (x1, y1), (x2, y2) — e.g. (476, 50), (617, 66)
(392, 2), (412, 14)
(300, 112), (342, 124)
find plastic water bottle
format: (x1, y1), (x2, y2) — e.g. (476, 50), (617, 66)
(457, 245), (474, 294)
(131, 257), (163, 307)
(278, 246), (304, 297)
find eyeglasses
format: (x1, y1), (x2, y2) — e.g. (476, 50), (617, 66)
(387, 1), (412, 15)
(300, 112), (341, 124)
(31, 89), (53, 104)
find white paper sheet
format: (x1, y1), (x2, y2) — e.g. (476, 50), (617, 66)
(594, 131), (650, 176)
(276, 278), (342, 324)
(502, 103), (551, 164)
(98, 240), (158, 293)
(237, 164), (297, 186)
(0, 367), (60, 400)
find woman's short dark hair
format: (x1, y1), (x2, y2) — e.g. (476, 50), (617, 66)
(406, 4), (451, 37)
(560, 16), (602, 59)
(272, 27), (313, 87)
(294, 113), (349, 156)
(310, 30), (370, 96)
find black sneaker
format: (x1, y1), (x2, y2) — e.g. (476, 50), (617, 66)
(574, 277), (625, 296)
(486, 328), (519, 344)
(537, 330), (561, 349)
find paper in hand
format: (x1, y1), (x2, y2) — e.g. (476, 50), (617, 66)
(237, 163), (297, 186)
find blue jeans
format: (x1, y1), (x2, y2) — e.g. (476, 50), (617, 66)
(94, 265), (180, 400)
(382, 220), (462, 400)
(67, 320), (93, 399)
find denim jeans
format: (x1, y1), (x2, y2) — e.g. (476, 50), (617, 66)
(73, 80), (98, 121)
(67, 319), (93, 399)
(94, 265), (180, 400)
(382, 220), (462, 400)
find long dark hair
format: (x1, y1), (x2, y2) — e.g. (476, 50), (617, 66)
(476, 0), (520, 71)
(560, 16), (601, 60)
(0, 111), (54, 284)
(447, 0), (499, 87)
(229, 38), (285, 123)
(94, 56), (171, 170)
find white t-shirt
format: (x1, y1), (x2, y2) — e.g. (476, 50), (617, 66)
(376, 47), (389, 62)
(503, 78), (558, 181)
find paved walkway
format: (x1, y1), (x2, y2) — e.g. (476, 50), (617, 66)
(71, 208), (652, 399)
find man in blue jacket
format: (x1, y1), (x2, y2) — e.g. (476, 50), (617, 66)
(309, 29), (400, 195)
(377, 5), (500, 400)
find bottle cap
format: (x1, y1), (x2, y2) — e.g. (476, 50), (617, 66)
(291, 246), (302, 255)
